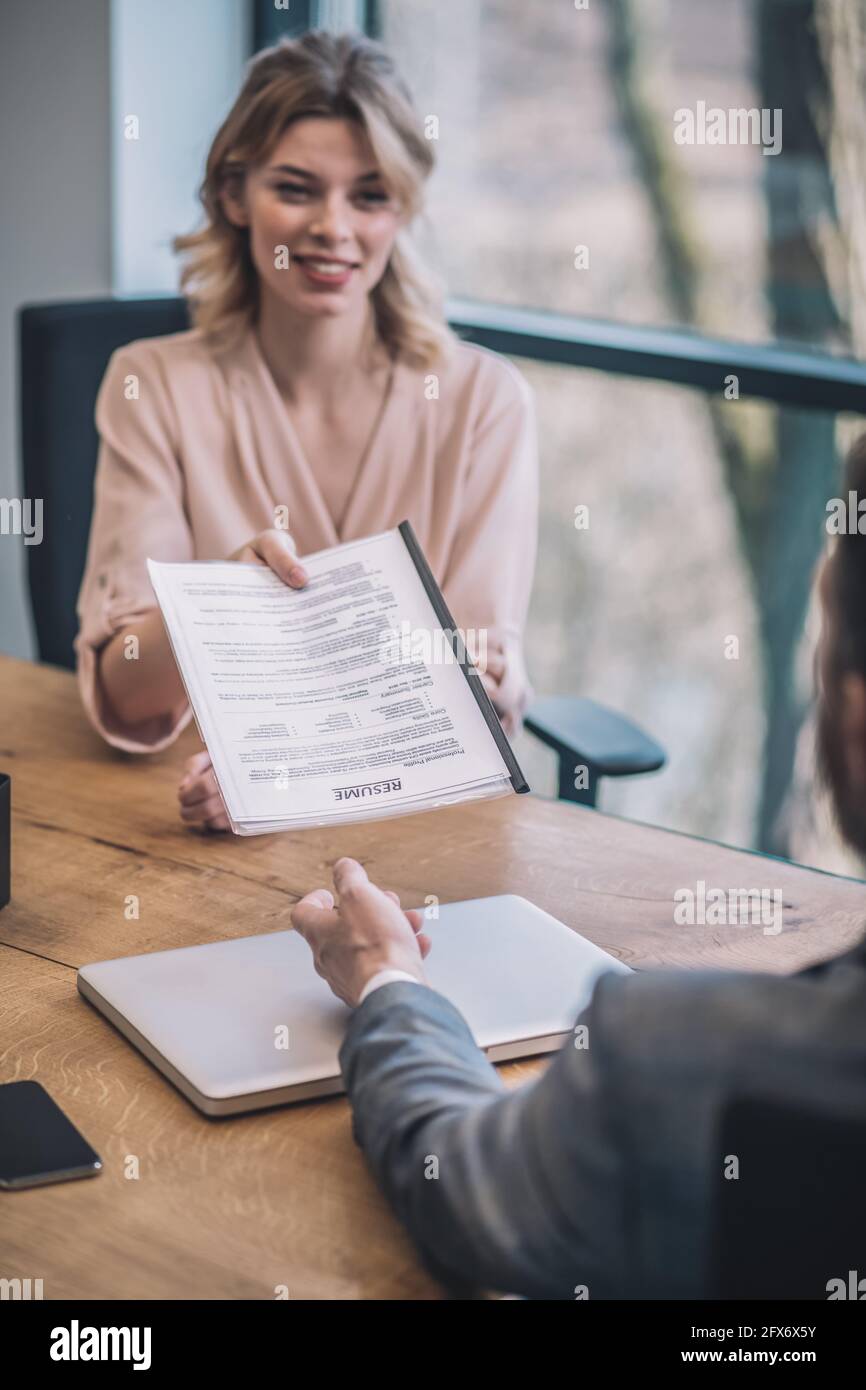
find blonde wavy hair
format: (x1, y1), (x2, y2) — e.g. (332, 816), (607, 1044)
(174, 29), (458, 371)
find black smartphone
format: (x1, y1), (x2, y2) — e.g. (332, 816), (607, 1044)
(0, 1080), (102, 1189)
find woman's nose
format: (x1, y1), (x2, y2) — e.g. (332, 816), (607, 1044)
(308, 194), (353, 243)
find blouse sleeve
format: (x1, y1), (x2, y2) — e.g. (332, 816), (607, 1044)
(74, 341), (196, 753)
(441, 356), (539, 733)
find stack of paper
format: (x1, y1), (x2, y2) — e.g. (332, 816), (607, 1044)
(147, 524), (528, 834)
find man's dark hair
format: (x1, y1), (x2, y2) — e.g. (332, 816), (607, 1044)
(816, 433), (866, 851)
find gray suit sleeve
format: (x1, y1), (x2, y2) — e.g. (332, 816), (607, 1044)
(338, 979), (628, 1299)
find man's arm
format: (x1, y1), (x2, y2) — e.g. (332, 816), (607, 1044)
(291, 857), (629, 1298)
(339, 978), (628, 1300)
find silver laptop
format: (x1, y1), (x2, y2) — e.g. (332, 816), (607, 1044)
(77, 895), (631, 1116)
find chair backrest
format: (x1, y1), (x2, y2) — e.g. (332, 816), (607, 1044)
(19, 298), (189, 669)
(709, 1093), (866, 1299)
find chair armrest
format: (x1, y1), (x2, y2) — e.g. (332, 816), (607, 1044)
(524, 696), (665, 781)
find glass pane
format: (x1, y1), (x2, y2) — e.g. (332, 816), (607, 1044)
(505, 357), (863, 872)
(380, 0), (865, 360)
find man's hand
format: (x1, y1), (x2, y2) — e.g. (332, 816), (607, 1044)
(291, 857), (431, 1007)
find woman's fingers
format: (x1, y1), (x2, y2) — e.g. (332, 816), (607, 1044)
(254, 530), (307, 588)
(178, 763), (221, 809)
(180, 750), (211, 784)
(233, 545), (268, 567)
(177, 752), (229, 831)
(179, 791), (225, 823)
(227, 529), (308, 588)
(178, 749), (231, 832)
(179, 754), (218, 827)
(482, 648), (506, 680)
(479, 668), (503, 710)
(179, 773), (220, 809)
(257, 522), (308, 583)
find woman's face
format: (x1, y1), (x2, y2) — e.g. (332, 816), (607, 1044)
(227, 116), (404, 319)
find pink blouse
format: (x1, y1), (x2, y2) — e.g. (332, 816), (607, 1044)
(74, 325), (539, 753)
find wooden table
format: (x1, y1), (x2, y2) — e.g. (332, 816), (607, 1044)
(1, 653), (864, 1299)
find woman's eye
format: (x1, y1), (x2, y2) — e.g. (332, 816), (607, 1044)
(271, 183), (389, 206)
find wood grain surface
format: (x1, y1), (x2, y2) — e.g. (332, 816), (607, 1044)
(1, 654), (864, 1298)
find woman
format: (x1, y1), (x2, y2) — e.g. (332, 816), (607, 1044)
(75, 29), (538, 831)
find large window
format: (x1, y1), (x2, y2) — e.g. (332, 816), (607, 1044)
(255, 0), (866, 871)
(511, 360), (863, 875)
(379, 0), (859, 359)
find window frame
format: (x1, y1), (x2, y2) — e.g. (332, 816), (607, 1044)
(251, 0), (866, 414)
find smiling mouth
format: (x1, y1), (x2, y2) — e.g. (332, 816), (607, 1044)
(293, 256), (360, 275)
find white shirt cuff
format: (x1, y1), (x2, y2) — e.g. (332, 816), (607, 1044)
(357, 969), (423, 1005)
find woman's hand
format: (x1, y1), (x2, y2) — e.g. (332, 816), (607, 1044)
(178, 750), (230, 832)
(477, 645), (524, 738)
(292, 857), (431, 1007)
(475, 636), (528, 739)
(226, 528), (308, 587)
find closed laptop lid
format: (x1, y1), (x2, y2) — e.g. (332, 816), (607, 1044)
(77, 895), (630, 1104)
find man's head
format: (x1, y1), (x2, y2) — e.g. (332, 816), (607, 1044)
(816, 434), (866, 854)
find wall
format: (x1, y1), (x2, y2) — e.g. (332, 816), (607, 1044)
(0, 0), (112, 659)
(0, 0), (249, 659)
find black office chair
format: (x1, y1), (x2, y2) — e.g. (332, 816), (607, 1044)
(709, 1094), (866, 1298)
(19, 298), (665, 805)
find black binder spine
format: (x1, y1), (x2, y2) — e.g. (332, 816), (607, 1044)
(397, 520), (529, 794)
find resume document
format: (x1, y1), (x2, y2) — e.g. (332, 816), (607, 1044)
(147, 525), (527, 833)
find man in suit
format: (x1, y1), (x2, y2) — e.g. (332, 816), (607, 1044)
(291, 441), (866, 1300)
